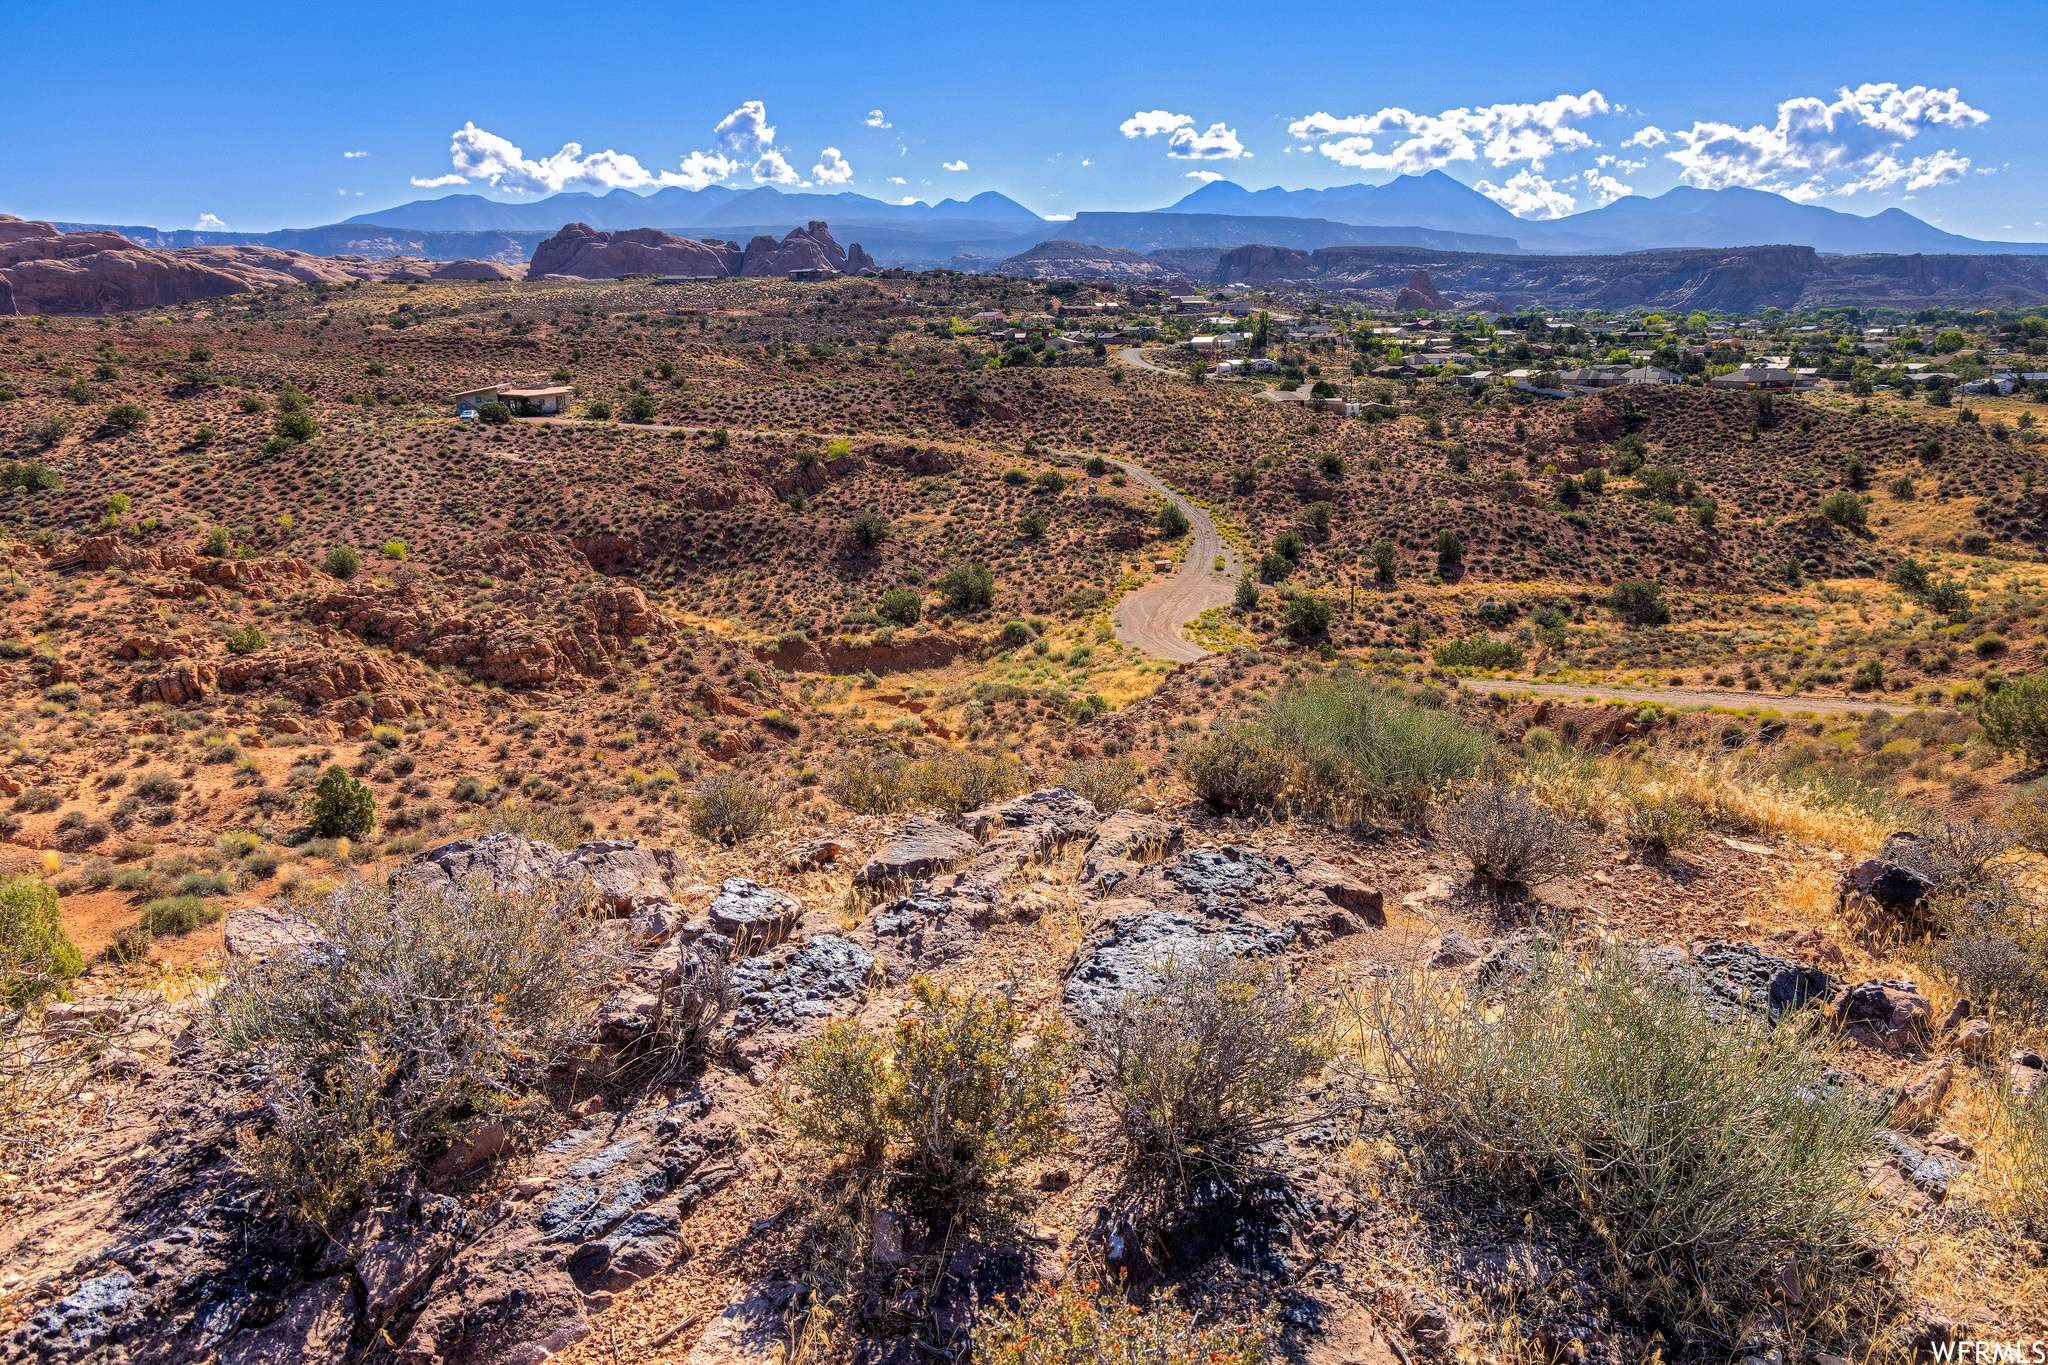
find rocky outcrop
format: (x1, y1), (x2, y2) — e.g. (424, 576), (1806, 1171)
(527, 223), (742, 279)
(991, 239), (1185, 283)
(1393, 267), (1447, 310)
(0, 216), (428, 314)
(527, 220), (875, 281)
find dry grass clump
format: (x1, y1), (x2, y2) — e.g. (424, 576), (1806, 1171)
(971, 1274), (1273, 1365)
(210, 874), (625, 1227)
(689, 771), (779, 845)
(1350, 947), (1880, 1346)
(1084, 953), (1327, 1187)
(1982, 1082), (2048, 1239)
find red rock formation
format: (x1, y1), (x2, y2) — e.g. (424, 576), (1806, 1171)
(0, 216), (435, 314)
(527, 220), (874, 280)
(526, 223), (743, 280)
(1394, 268), (1448, 311)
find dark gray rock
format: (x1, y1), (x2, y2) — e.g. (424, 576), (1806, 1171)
(730, 934), (875, 1032)
(706, 878), (803, 949)
(854, 817), (977, 887)
(408, 833), (565, 898)
(568, 1204), (685, 1293)
(961, 787), (1100, 842)
(217, 1276), (357, 1365)
(1080, 811), (1183, 894)
(1062, 901), (1298, 1014)
(1835, 979), (1933, 1053)
(17, 1271), (142, 1355)
(1641, 940), (1836, 1022)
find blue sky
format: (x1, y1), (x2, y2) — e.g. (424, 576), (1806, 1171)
(5, 0), (2044, 239)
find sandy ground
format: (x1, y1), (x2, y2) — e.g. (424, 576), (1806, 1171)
(1459, 675), (1924, 717)
(1105, 457), (1239, 663)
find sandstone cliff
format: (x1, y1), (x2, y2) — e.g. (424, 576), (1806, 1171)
(0, 216), (436, 314)
(526, 220), (875, 280)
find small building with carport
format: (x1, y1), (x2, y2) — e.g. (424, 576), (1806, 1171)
(451, 383), (574, 417)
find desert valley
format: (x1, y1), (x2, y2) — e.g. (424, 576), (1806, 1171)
(6, 19), (2048, 1365)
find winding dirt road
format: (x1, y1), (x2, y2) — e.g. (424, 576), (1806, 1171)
(1459, 676), (1921, 717)
(1113, 346), (1176, 376)
(1105, 458), (1239, 663)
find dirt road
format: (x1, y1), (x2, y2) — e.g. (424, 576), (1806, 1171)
(1104, 458), (1239, 663)
(1114, 346), (1176, 376)
(1459, 676), (1922, 717)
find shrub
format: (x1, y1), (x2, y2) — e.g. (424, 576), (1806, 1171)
(1017, 508), (1050, 539)
(1439, 782), (1588, 893)
(1057, 754), (1144, 813)
(1254, 675), (1489, 822)
(211, 873), (623, 1226)
(1985, 1083), (2048, 1239)
(1, 460), (63, 493)
(1980, 672), (2048, 766)
(1232, 575), (1259, 612)
(584, 398), (613, 420)
(307, 765), (375, 838)
(849, 510), (890, 550)
(780, 979), (1070, 1220)
(826, 747), (1028, 817)
(273, 408), (319, 444)
(1818, 490), (1868, 532)
(1352, 947), (1878, 1339)
(226, 623), (267, 656)
(876, 585), (923, 625)
(104, 402), (148, 433)
(1369, 537), (1398, 583)
(1281, 591), (1332, 640)
(937, 562), (995, 612)
(1085, 953), (1325, 1184)
(476, 400), (511, 425)
(1179, 729), (1289, 816)
(1432, 636), (1524, 670)
(623, 393), (658, 423)
(1155, 502), (1190, 539)
(1, 878), (83, 1009)
(139, 894), (221, 935)
(688, 772), (777, 844)
(1433, 528), (1464, 568)
(1606, 579), (1671, 626)
(1621, 790), (1701, 861)
(323, 544), (361, 580)
(973, 1276), (1272, 1365)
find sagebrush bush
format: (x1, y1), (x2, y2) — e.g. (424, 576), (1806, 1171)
(212, 874), (624, 1226)
(1, 878), (83, 1010)
(1439, 782), (1589, 893)
(1256, 675), (1488, 822)
(1085, 953), (1326, 1184)
(972, 1275), (1272, 1365)
(780, 979), (1069, 1221)
(1621, 788), (1701, 860)
(139, 893), (221, 935)
(1057, 754), (1144, 813)
(688, 772), (777, 844)
(1178, 729), (1289, 816)
(1352, 948), (1878, 1340)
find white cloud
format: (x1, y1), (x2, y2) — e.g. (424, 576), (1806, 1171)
(942, 159), (969, 172)
(1120, 109), (1193, 139)
(1580, 168), (1633, 205)
(1184, 170), (1226, 182)
(1122, 109), (1249, 160)
(1080, 157), (1092, 168)
(714, 100), (775, 154)
(1837, 147), (1974, 196)
(887, 175), (907, 185)
(1663, 82), (1988, 198)
(1168, 121), (1248, 160)
(672, 150), (737, 191)
(865, 109), (891, 129)
(899, 195), (919, 205)
(1474, 169), (1577, 219)
(341, 150), (369, 159)
(409, 173), (468, 189)
(1290, 91), (1608, 173)
(1044, 212), (1075, 221)
(752, 149), (799, 186)
(444, 121), (728, 193)
(1623, 125), (1668, 148)
(194, 212), (228, 231)
(811, 146), (854, 185)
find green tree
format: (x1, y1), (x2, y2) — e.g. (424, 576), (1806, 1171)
(1155, 502), (1190, 539)
(1, 878), (84, 1009)
(1434, 528), (1465, 570)
(1369, 538), (1399, 584)
(1283, 592), (1334, 640)
(623, 392), (658, 423)
(878, 586), (924, 625)
(938, 563), (995, 612)
(849, 510), (890, 550)
(323, 545), (361, 580)
(308, 765), (376, 839)
(1607, 580), (1671, 627)
(1980, 672), (2048, 766)
(1818, 491), (1868, 532)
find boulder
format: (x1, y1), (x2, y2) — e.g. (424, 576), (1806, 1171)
(1834, 980), (1933, 1053)
(560, 838), (676, 914)
(686, 1280), (804, 1365)
(1838, 850), (1934, 933)
(705, 878), (803, 949)
(854, 816), (978, 887)
(1080, 810), (1183, 894)
(729, 934), (875, 1033)
(408, 833), (565, 898)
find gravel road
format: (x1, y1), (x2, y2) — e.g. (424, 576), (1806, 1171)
(1105, 458), (1238, 663)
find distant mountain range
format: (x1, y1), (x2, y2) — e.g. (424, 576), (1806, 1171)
(37, 172), (2048, 272)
